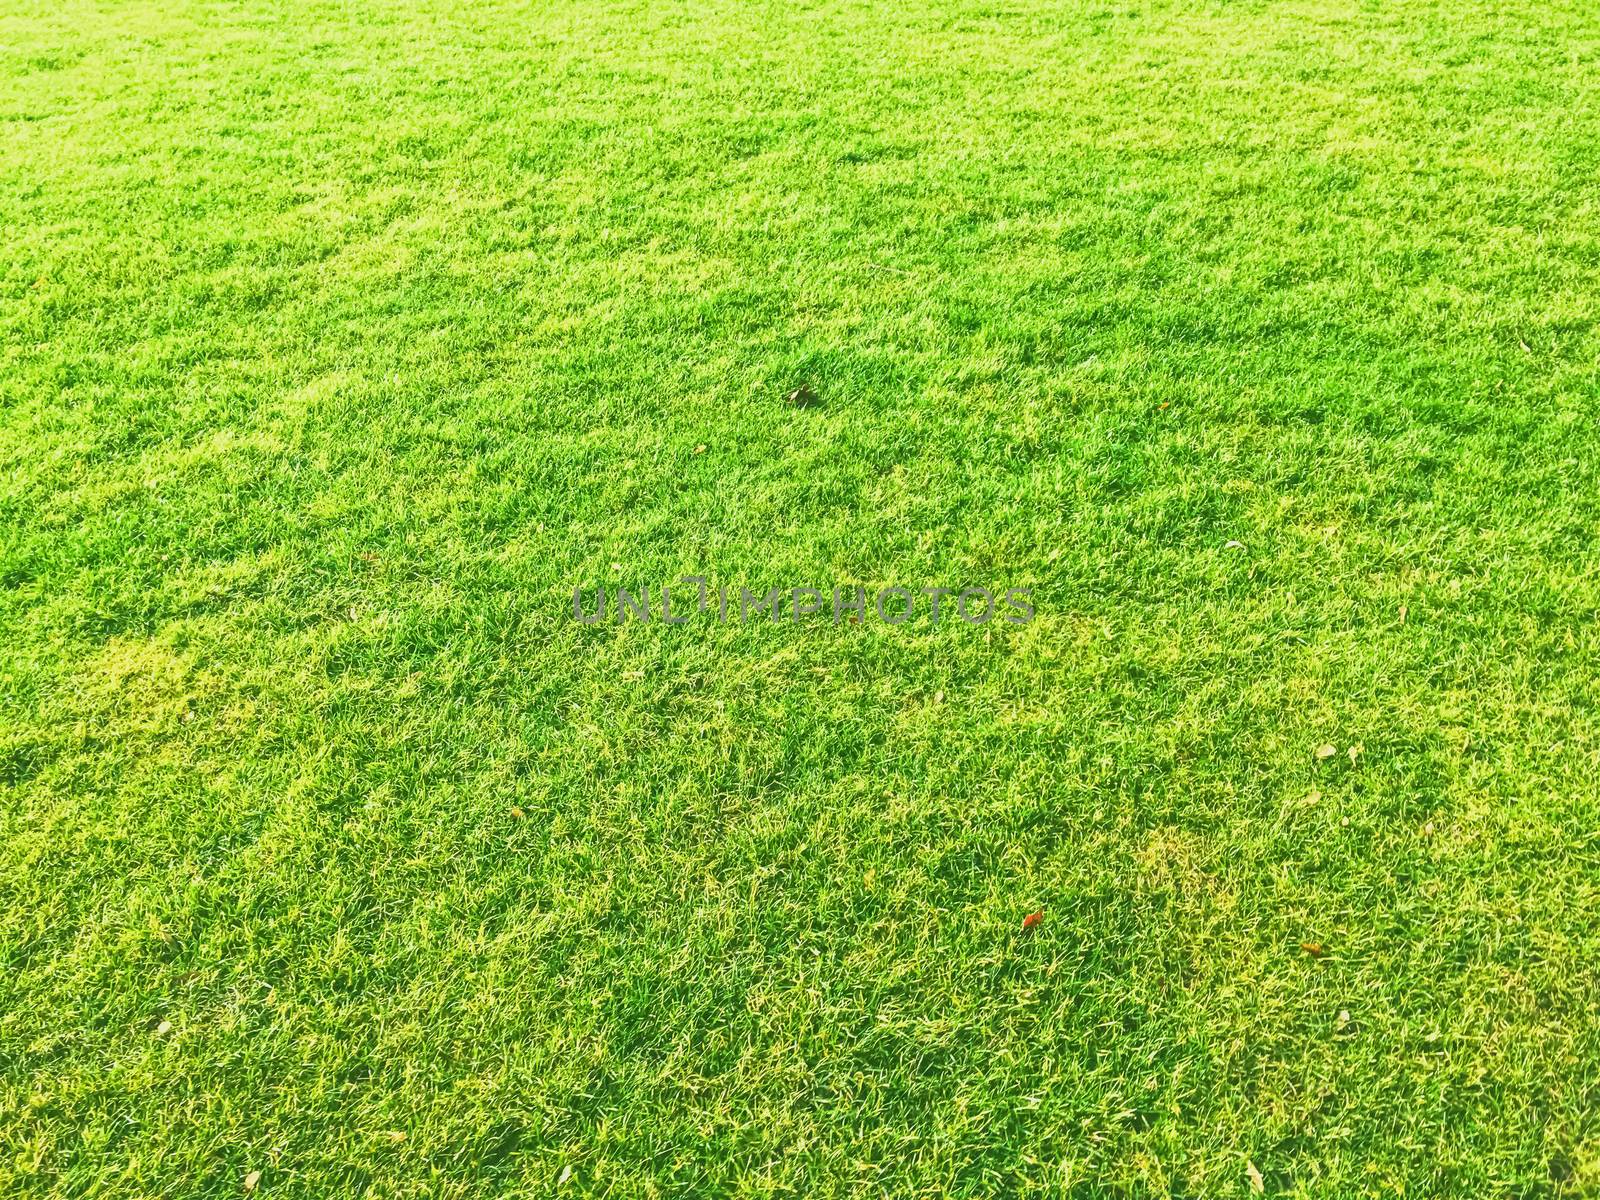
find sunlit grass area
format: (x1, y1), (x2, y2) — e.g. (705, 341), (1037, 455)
(2, 0), (1598, 1195)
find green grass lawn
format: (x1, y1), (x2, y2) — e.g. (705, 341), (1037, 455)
(3, 0), (1599, 1195)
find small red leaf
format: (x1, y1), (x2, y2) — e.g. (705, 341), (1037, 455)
(1022, 910), (1044, 931)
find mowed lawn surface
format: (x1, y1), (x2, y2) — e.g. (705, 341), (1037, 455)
(3, 0), (1599, 1195)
